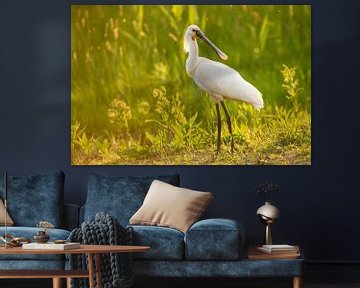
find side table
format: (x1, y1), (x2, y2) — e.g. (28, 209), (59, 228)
(247, 245), (303, 288)
(0, 244), (150, 288)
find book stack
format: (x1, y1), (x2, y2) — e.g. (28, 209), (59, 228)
(248, 244), (300, 260)
(22, 242), (81, 250)
(257, 244), (299, 254)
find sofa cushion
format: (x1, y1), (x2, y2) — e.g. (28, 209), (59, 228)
(0, 227), (70, 261)
(130, 225), (184, 260)
(0, 199), (14, 226)
(84, 174), (180, 225)
(0, 170), (64, 227)
(184, 218), (245, 260)
(130, 180), (213, 233)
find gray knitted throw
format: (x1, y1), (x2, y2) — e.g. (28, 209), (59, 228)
(68, 212), (134, 288)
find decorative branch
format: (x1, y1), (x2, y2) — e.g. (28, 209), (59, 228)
(254, 182), (279, 201)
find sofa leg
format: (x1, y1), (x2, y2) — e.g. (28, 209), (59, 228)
(293, 276), (302, 288)
(53, 278), (62, 288)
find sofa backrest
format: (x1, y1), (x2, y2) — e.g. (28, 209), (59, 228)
(0, 170), (65, 228)
(82, 173), (180, 226)
(63, 203), (80, 231)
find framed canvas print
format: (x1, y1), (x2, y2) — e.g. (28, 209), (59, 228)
(71, 5), (311, 165)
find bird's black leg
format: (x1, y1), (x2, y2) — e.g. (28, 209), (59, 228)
(220, 101), (234, 153)
(215, 102), (221, 153)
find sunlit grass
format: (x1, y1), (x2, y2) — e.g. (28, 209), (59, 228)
(71, 5), (311, 165)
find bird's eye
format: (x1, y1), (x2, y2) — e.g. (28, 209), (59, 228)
(192, 29), (197, 32)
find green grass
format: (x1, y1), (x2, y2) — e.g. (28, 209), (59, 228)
(71, 5), (311, 165)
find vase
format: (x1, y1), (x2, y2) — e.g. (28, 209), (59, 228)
(256, 201), (280, 245)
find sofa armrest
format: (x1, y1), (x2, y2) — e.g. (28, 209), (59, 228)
(184, 218), (245, 260)
(63, 204), (80, 231)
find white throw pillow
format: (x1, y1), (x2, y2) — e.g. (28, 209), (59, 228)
(130, 180), (213, 233)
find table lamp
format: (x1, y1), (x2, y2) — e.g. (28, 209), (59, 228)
(256, 201), (280, 245)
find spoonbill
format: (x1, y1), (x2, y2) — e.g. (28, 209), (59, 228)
(184, 24), (263, 153)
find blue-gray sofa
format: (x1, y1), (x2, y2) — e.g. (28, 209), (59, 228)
(81, 173), (304, 285)
(0, 170), (79, 270)
(0, 171), (304, 287)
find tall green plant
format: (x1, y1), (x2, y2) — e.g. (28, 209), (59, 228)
(145, 86), (208, 153)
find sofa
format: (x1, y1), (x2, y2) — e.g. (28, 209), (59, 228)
(0, 170), (78, 270)
(80, 173), (304, 283)
(1, 171), (304, 287)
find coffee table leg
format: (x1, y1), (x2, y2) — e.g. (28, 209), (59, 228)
(293, 276), (302, 288)
(88, 253), (95, 288)
(66, 277), (72, 288)
(52, 278), (62, 288)
(95, 253), (102, 288)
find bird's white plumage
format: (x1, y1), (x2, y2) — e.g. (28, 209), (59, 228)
(192, 57), (263, 109)
(184, 25), (264, 110)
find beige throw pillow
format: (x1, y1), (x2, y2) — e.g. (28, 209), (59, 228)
(0, 199), (14, 226)
(130, 180), (213, 233)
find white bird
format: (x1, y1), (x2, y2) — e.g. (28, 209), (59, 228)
(184, 24), (263, 153)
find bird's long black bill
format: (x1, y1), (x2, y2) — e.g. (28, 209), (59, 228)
(196, 30), (228, 61)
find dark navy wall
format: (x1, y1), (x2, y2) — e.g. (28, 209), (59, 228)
(0, 0), (359, 264)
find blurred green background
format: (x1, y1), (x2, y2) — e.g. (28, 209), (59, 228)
(71, 5), (311, 165)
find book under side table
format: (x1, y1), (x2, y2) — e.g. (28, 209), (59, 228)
(247, 245), (304, 288)
(0, 244), (150, 288)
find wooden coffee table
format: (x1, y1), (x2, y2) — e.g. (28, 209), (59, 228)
(0, 244), (150, 288)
